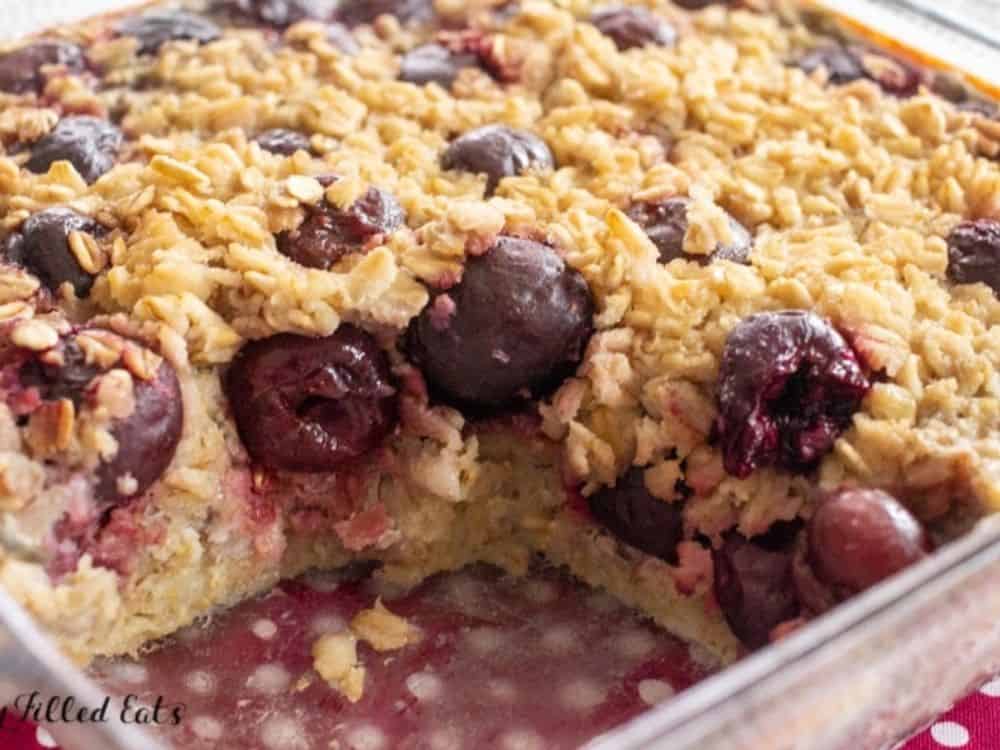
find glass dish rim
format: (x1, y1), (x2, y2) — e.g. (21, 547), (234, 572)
(590, 513), (1000, 749)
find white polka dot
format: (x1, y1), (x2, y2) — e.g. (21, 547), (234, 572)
(499, 729), (545, 750)
(559, 678), (607, 711)
(191, 716), (223, 741)
(541, 625), (579, 655)
(638, 679), (675, 706)
(311, 614), (346, 635)
(109, 662), (148, 685)
(521, 580), (557, 604)
(930, 721), (970, 748)
(487, 679), (519, 703)
(247, 664), (291, 695)
(36, 727), (57, 748)
(981, 676), (1000, 697)
(426, 728), (463, 750)
(463, 627), (504, 654)
(251, 618), (278, 640)
(183, 670), (216, 696)
(345, 724), (386, 750)
(406, 671), (444, 702)
(614, 629), (657, 660)
(260, 715), (309, 750)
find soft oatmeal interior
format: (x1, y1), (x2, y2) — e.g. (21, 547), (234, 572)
(0, 0), (998, 666)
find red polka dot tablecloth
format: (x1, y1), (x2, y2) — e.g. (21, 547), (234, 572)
(901, 684), (1000, 750)
(1, 565), (995, 750)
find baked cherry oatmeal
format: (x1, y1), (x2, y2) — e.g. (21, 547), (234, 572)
(0, 0), (998, 674)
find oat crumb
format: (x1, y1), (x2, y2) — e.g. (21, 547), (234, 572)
(312, 631), (365, 703)
(350, 599), (421, 653)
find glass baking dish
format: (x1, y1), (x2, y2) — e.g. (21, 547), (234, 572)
(0, 2), (998, 749)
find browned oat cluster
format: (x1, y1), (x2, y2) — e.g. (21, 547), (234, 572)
(0, 0), (997, 666)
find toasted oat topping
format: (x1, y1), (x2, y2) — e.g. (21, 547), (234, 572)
(0, 0), (995, 523)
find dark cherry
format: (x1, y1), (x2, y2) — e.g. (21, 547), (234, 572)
(253, 128), (312, 156)
(590, 6), (677, 51)
(116, 11), (222, 55)
(946, 219), (1000, 295)
(936, 78), (1000, 115)
(1, 232), (24, 268)
(716, 311), (870, 479)
(928, 73), (972, 106)
(405, 236), (594, 408)
(26, 116), (123, 185)
(19, 335), (183, 509)
(0, 40), (87, 95)
(866, 55), (922, 98)
(225, 327), (398, 472)
(276, 186), (405, 269)
(335, 0), (436, 27)
(215, 0), (323, 29)
(958, 98), (999, 119)
(712, 522), (801, 651)
(797, 44), (921, 97)
(0, 40), (87, 94)
(95, 358), (183, 508)
(586, 467), (684, 564)
(399, 43), (481, 88)
(790, 530), (838, 616)
(326, 23), (360, 55)
(5, 207), (101, 297)
(627, 197), (752, 265)
(441, 125), (555, 195)
(19, 340), (100, 407)
(807, 488), (931, 595)
(796, 45), (866, 85)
